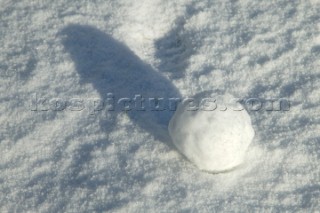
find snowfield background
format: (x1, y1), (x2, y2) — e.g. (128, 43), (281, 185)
(1, 0), (320, 212)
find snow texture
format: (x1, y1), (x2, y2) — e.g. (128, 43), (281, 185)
(169, 92), (255, 172)
(1, 0), (320, 212)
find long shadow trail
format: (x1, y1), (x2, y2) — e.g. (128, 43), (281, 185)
(60, 24), (181, 143)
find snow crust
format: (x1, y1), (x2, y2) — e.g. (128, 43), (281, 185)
(1, 0), (319, 212)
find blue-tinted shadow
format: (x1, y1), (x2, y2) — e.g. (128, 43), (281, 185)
(60, 24), (181, 143)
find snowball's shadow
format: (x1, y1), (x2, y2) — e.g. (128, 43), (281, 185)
(154, 19), (193, 80)
(60, 24), (181, 143)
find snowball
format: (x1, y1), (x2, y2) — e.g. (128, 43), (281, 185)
(169, 91), (255, 172)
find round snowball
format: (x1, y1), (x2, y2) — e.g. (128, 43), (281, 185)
(169, 92), (255, 172)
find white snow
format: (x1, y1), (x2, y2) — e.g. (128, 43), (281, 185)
(169, 92), (255, 172)
(1, 0), (320, 212)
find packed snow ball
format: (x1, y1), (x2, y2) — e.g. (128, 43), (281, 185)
(169, 91), (255, 172)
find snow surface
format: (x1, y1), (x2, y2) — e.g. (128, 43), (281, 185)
(1, 0), (320, 212)
(169, 92), (255, 172)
